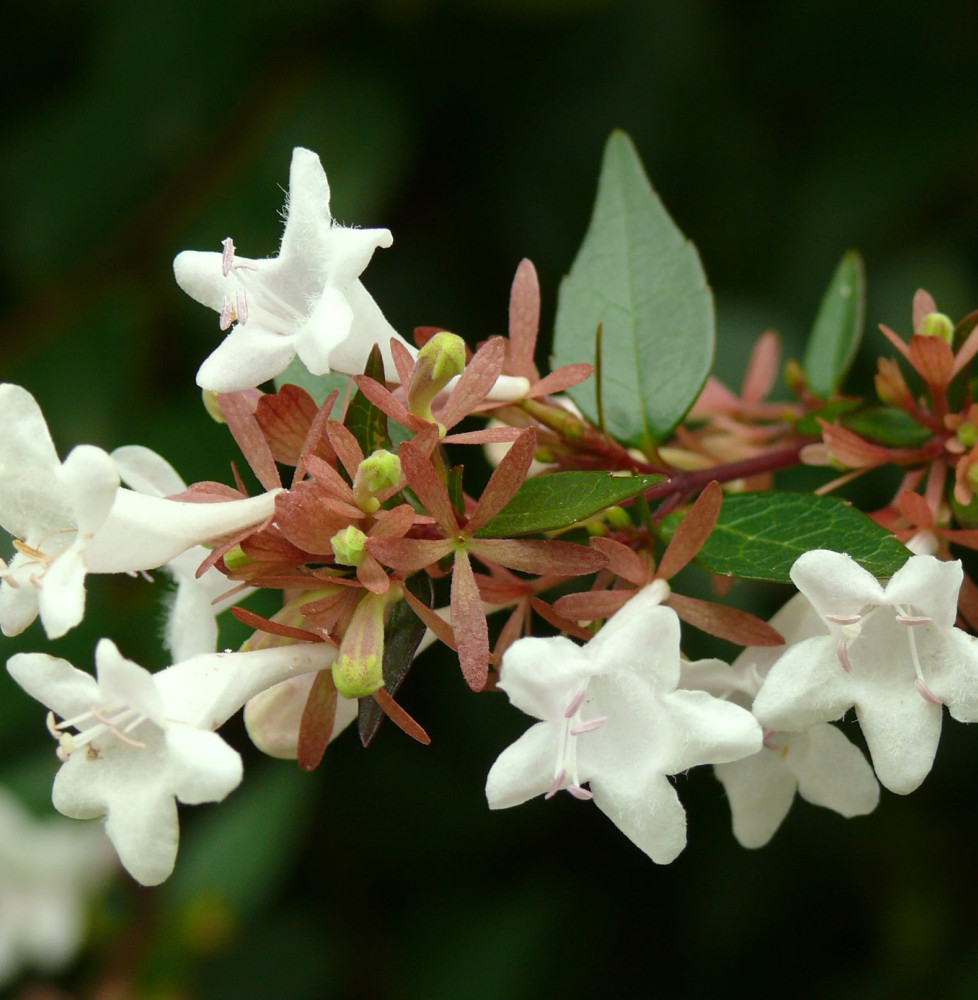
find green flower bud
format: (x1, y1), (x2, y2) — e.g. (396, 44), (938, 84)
(332, 591), (395, 698)
(408, 332), (467, 423)
(223, 544), (252, 570)
(958, 424), (978, 449)
(918, 312), (954, 345)
(352, 449), (402, 513)
(331, 525), (368, 567)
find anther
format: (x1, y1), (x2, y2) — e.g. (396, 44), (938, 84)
(570, 716), (607, 736)
(826, 614), (862, 626)
(896, 614), (932, 626)
(915, 678), (943, 705)
(564, 690), (587, 718)
(236, 289), (249, 325)
(220, 294), (235, 331)
(544, 768), (568, 800)
(762, 730), (779, 750)
(221, 237), (235, 277)
(836, 639), (853, 673)
(567, 786), (594, 801)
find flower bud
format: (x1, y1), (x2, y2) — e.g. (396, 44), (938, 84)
(332, 590), (400, 698)
(407, 332), (467, 423)
(874, 358), (914, 410)
(331, 525), (368, 567)
(958, 423), (978, 449)
(916, 311), (954, 345)
(352, 449), (401, 513)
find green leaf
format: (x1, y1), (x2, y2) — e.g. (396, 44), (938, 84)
(794, 398), (860, 436)
(345, 344), (390, 456)
(475, 472), (664, 538)
(802, 250), (866, 398)
(274, 356), (352, 405)
(842, 407), (932, 448)
(553, 130), (714, 453)
(662, 492), (909, 583)
(358, 573), (434, 747)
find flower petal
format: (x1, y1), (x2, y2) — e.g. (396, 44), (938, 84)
(789, 723), (879, 816)
(165, 725), (242, 805)
(591, 770), (688, 865)
(714, 749), (798, 848)
(485, 722), (557, 809)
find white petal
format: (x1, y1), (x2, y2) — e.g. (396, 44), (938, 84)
(112, 445), (186, 497)
(497, 635), (595, 721)
(93, 639), (165, 723)
(84, 488), (278, 574)
(278, 147), (334, 261)
(324, 280), (411, 379)
(929, 628), (978, 721)
(789, 724), (879, 816)
(752, 636), (854, 732)
(36, 545), (87, 638)
(731, 591), (826, 684)
(715, 750), (798, 848)
(7, 651), (100, 720)
(790, 549), (885, 620)
(321, 226), (394, 288)
(102, 781), (179, 886)
(588, 598), (682, 691)
(591, 770), (688, 864)
(884, 553), (961, 628)
(485, 722), (557, 809)
(173, 249), (241, 311)
(165, 725), (242, 805)
(295, 283), (355, 375)
(656, 689), (762, 773)
(0, 572), (40, 637)
(58, 445), (119, 537)
(195, 322), (300, 393)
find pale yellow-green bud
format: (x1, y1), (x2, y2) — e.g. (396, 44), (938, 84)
(201, 389), (226, 424)
(331, 525), (368, 567)
(352, 449), (402, 513)
(967, 462), (978, 494)
(408, 332), (467, 423)
(332, 590), (400, 698)
(223, 544), (252, 571)
(958, 424), (978, 449)
(917, 312), (954, 345)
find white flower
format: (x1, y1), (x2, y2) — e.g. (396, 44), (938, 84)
(112, 445), (252, 660)
(752, 550), (978, 795)
(0, 384), (278, 640)
(7, 638), (337, 885)
(682, 594), (879, 848)
(0, 785), (114, 986)
(173, 147), (412, 393)
(486, 586), (762, 864)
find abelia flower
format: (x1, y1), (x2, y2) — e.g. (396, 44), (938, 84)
(0, 785), (115, 986)
(8, 638), (337, 885)
(173, 147), (412, 392)
(752, 550), (978, 795)
(486, 585), (762, 863)
(682, 594), (878, 848)
(0, 384), (278, 640)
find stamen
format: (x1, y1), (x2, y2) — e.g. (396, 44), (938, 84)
(762, 730), (779, 750)
(220, 294), (235, 331)
(836, 639), (853, 673)
(570, 715), (607, 736)
(567, 786), (594, 801)
(564, 690), (587, 718)
(221, 237), (235, 277)
(45, 711), (60, 739)
(544, 768), (567, 800)
(896, 614), (932, 626)
(826, 614), (862, 626)
(236, 289), (249, 325)
(915, 678), (943, 705)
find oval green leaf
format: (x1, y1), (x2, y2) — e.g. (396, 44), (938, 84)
(553, 131), (714, 453)
(663, 491), (909, 583)
(475, 471), (663, 538)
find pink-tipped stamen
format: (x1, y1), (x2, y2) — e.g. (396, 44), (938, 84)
(220, 294), (235, 331)
(762, 729), (779, 750)
(836, 640), (853, 673)
(896, 614), (932, 626)
(915, 679), (942, 705)
(570, 715), (608, 736)
(567, 785), (594, 801)
(236, 288), (249, 325)
(826, 614), (862, 626)
(221, 237), (235, 277)
(544, 769), (567, 800)
(564, 689), (587, 718)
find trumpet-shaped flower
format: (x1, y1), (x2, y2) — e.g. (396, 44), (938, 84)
(752, 550), (978, 795)
(0, 786), (115, 986)
(8, 638), (337, 885)
(486, 586), (762, 863)
(0, 384), (277, 640)
(173, 147), (411, 392)
(682, 594), (879, 848)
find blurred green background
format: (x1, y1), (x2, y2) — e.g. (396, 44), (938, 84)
(3, 0), (978, 997)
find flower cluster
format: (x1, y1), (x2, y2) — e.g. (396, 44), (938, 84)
(6, 138), (978, 920)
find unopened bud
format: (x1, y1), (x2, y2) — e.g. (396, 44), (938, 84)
(874, 358), (914, 409)
(332, 590), (399, 698)
(202, 389), (226, 424)
(223, 544), (252, 571)
(917, 311), (954, 345)
(958, 424), (978, 449)
(352, 450), (401, 513)
(784, 359), (807, 397)
(408, 332), (467, 423)
(331, 525), (368, 567)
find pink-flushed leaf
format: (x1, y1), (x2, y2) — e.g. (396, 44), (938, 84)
(368, 536), (454, 575)
(231, 606), (325, 643)
(370, 503), (418, 539)
(588, 536), (650, 585)
(196, 518), (274, 578)
(952, 323), (978, 378)
(908, 334), (954, 388)
(372, 687), (431, 745)
(821, 421), (926, 468)
(398, 442), (459, 536)
(451, 550), (490, 691)
(438, 337), (506, 431)
(465, 428), (536, 535)
(494, 604), (528, 662)
(656, 480), (723, 581)
(553, 587), (633, 621)
(528, 595), (594, 642)
(326, 420), (365, 479)
(508, 258), (541, 379)
(218, 392), (283, 491)
(353, 375), (421, 430)
(303, 453), (356, 502)
(741, 330), (781, 404)
(528, 364), (595, 399)
(470, 537), (607, 576)
(665, 592), (784, 646)
(402, 587), (457, 650)
(878, 324), (913, 364)
(443, 426), (526, 445)
(896, 490), (935, 530)
(293, 390), (340, 486)
(357, 554), (390, 594)
(298, 670), (339, 771)
(274, 485), (356, 555)
(255, 384), (319, 466)
(941, 528), (978, 550)
(300, 588), (362, 632)
(241, 528), (308, 564)
(912, 289), (939, 331)
(390, 338), (417, 386)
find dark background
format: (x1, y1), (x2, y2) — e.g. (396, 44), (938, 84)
(2, 1), (978, 997)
